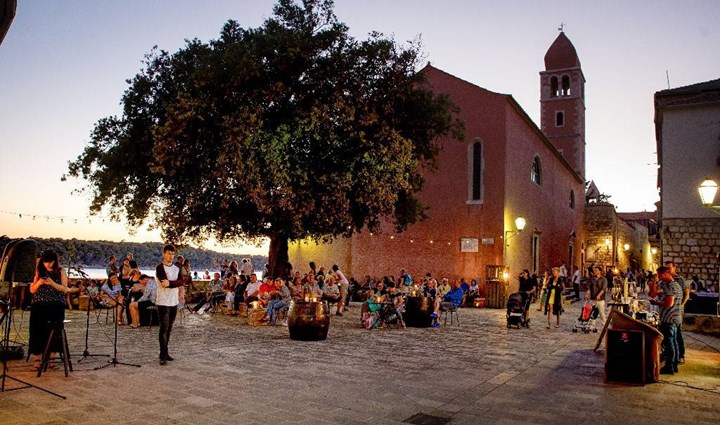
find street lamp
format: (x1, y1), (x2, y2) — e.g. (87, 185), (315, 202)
(698, 178), (720, 215)
(505, 216), (526, 246)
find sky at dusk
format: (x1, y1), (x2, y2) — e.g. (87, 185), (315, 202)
(1, 0), (719, 254)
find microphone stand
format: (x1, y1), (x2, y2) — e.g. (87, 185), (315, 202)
(73, 270), (110, 364)
(0, 290), (65, 399)
(94, 290), (140, 370)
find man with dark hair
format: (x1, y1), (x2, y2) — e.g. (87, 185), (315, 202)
(652, 266), (683, 374)
(155, 244), (184, 365)
(106, 255), (118, 277)
(665, 261), (689, 365)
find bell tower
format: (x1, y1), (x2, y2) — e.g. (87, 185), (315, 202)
(540, 30), (586, 178)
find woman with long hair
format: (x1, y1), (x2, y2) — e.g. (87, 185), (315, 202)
(28, 250), (80, 370)
(545, 267), (564, 329)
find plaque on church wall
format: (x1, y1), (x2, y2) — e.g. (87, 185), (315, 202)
(481, 238), (495, 245)
(461, 238), (479, 252)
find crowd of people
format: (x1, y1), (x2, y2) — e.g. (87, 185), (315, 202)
(26, 244), (707, 373)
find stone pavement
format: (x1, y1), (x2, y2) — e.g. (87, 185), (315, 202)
(0, 300), (718, 425)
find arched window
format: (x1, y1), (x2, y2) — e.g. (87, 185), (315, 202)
(561, 75), (571, 96)
(531, 156), (542, 185)
(569, 189), (575, 209)
(468, 141), (483, 201)
(555, 111), (564, 127)
(550, 76), (559, 97)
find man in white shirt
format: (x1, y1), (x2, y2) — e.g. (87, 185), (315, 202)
(571, 265), (582, 301)
(332, 264), (349, 314)
(155, 244), (184, 365)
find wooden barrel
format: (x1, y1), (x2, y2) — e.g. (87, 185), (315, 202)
(287, 301), (330, 341)
(248, 306), (267, 326)
(404, 296), (433, 327)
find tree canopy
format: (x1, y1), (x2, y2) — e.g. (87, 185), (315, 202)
(65, 0), (462, 276)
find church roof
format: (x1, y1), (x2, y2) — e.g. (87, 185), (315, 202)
(544, 32), (581, 70)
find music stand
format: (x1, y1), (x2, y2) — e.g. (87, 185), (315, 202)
(94, 292), (141, 370)
(73, 271), (110, 364)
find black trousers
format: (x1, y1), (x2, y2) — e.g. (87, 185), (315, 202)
(157, 305), (177, 359)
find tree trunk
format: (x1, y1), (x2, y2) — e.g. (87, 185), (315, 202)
(268, 233), (290, 279)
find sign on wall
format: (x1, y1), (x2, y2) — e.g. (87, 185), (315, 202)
(461, 238), (479, 252)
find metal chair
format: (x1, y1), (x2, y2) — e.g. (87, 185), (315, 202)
(441, 304), (460, 327)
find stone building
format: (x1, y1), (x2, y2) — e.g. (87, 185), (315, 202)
(584, 201), (654, 274)
(655, 78), (720, 284)
(289, 32), (587, 290)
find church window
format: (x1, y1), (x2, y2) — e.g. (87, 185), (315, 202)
(569, 189), (575, 209)
(469, 141), (483, 201)
(550, 76), (559, 97)
(555, 111), (564, 127)
(561, 75), (571, 96)
(531, 156), (542, 185)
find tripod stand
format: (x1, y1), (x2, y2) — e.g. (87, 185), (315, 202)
(94, 294), (140, 370)
(0, 298), (65, 399)
(72, 273), (109, 364)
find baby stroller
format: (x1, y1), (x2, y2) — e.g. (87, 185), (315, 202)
(506, 293), (529, 328)
(572, 301), (598, 333)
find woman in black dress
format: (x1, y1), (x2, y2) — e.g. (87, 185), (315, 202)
(28, 250), (80, 370)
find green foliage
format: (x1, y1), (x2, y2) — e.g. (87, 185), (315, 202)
(64, 0), (462, 273)
(0, 235), (266, 271)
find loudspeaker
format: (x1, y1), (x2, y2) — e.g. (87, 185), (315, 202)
(0, 239), (37, 283)
(605, 329), (645, 385)
(0, 239), (37, 300)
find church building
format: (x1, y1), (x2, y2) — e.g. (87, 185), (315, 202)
(289, 32), (588, 290)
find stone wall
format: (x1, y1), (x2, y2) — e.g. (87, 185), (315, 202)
(662, 217), (720, 285)
(585, 202), (652, 272)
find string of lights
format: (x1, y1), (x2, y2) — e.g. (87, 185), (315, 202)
(0, 209), (110, 225)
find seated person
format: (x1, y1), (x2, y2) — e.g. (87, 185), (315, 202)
(193, 272), (224, 313)
(430, 279), (464, 327)
(128, 275), (157, 328)
(257, 277), (278, 307)
(322, 276), (343, 315)
(424, 278), (438, 299)
(387, 286), (405, 313)
(302, 272), (323, 300)
(244, 273), (262, 307)
(437, 278), (451, 298)
(289, 277), (304, 302)
(101, 273), (125, 324)
(223, 275), (238, 315)
(690, 275), (705, 292)
(233, 274), (249, 314)
(466, 279), (480, 304)
(86, 280), (103, 306)
(263, 278), (291, 324)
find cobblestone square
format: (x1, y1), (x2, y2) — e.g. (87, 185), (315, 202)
(1, 301), (718, 424)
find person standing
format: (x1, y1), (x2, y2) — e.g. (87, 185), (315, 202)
(332, 264), (349, 314)
(651, 266), (682, 374)
(155, 244), (184, 365)
(665, 261), (689, 364)
(571, 265), (582, 301)
(588, 266), (607, 328)
(29, 250), (80, 370)
(544, 267), (563, 329)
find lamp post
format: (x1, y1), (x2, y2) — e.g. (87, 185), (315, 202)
(503, 216), (526, 269)
(698, 178), (720, 215)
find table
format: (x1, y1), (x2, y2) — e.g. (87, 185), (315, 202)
(404, 296), (433, 327)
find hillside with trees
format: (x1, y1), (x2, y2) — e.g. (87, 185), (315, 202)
(0, 235), (266, 271)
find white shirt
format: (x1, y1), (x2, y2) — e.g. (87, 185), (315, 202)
(156, 263), (180, 307)
(245, 281), (262, 297)
(572, 269), (581, 284)
(334, 269), (349, 286)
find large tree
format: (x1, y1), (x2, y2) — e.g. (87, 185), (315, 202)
(65, 0), (462, 277)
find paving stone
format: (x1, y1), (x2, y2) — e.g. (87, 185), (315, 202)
(1, 302), (718, 424)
